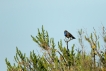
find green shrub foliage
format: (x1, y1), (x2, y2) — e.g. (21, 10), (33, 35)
(5, 25), (106, 71)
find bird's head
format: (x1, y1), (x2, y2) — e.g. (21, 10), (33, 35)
(64, 30), (67, 32)
(64, 30), (68, 36)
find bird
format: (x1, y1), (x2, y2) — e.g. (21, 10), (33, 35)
(64, 30), (75, 39)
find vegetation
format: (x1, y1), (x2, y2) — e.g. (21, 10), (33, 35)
(5, 25), (106, 71)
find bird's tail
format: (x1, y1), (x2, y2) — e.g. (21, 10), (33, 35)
(72, 36), (75, 39)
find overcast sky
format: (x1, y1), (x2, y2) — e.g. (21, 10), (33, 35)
(0, 0), (106, 71)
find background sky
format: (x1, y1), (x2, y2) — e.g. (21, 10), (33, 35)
(0, 0), (106, 71)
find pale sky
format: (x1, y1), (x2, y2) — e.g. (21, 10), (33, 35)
(0, 0), (106, 71)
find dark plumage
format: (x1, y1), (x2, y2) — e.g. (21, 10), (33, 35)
(64, 30), (75, 39)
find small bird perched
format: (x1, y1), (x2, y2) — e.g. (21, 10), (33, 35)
(64, 30), (75, 39)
